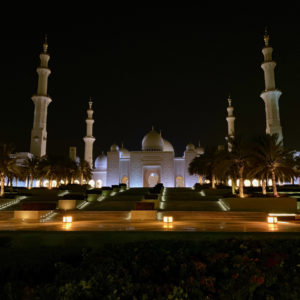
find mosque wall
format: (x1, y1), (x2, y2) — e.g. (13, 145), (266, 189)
(107, 151), (120, 186)
(174, 158), (185, 178)
(129, 152), (175, 187)
(119, 159), (130, 183)
(92, 171), (107, 187)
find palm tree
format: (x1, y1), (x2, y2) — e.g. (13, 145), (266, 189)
(77, 160), (92, 185)
(0, 143), (18, 196)
(24, 156), (40, 189)
(189, 146), (224, 189)
(218, 137), (251, 198)
(40, 155), (60, 188)
(249, 134), (297, 197)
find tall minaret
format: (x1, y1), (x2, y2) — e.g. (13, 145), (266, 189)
(83, 98), (95, 168)
(226, 95), (235, 152)
(30, 36), (52, 157)
(260, 28), (283, 142)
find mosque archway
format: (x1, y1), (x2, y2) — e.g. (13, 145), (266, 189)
(96, 179), (103, 188)
(148, 173), (159, 187)
(88, 180), (95, 187)
(143, 167), (161, 187)
(121, 176), (129, 186)
(176, 176), (184, 187)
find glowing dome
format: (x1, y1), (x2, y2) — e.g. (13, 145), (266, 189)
(94, 154), (107, 170)
(119, 147), (130, 158)
(163, 139), (174, 152)
(142, 128), (164, 151)
(110, 144), (119, 152)
(195, 146), (204, 155)
(186, 143), (195, 151)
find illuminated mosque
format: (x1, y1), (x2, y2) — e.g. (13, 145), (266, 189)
(91, 128), (203, 188)
(26, 30), (284, 188)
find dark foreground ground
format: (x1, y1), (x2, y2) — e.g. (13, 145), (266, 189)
(0, 232), (300, 299)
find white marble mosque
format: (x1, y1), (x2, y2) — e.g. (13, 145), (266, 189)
(92, 128), (204, 188)
(23, 30), (287, 188)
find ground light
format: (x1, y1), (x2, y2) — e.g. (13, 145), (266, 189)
(267, 216), (278, 224)
(163, 216), (173, 229)
(63, 216), (73, 223)
(62, 216), (73, 230)
(163, 216), (173, 223)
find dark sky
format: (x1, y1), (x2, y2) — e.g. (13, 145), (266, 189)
(1, 4), (300, 158)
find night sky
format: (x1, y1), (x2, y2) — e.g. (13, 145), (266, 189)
(1, 5), (300, 158)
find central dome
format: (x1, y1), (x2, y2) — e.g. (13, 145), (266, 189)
(94, 154), (107, 170)
(142, 128), (164, 151)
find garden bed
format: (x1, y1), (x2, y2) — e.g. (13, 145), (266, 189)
(0, 233), (299, 299)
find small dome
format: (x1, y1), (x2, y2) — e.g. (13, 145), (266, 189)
(163, 139), (174, 152)
(119, 147), (130, 158)
(94, 155), (107, 170)
(195, 146), (204, 155)
(110, 144), (119, 152)
(142, 128), (164, 151)
(186, 143), (195, 151)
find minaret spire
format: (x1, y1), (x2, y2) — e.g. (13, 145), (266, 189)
(264, 27), (269, 47)
(226, 94), (235, 152)
(43, 34), (48, 53)
(30, 36), (52, 157)
(260, 28), (283, 142)
(83, 98), (96, 168)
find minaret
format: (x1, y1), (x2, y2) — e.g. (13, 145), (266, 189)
(260, 28), (283, 142)
(83, 98), (95, 168)
(226, 95), (235, 152)
(30, 35), (52, 157)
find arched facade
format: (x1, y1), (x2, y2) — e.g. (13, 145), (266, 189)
(92, 128), (201, 188)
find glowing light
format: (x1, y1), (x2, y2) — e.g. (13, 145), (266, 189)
(63, 223), (72, 230)
(244, 179), (251, 187)
(268, 179), (272, 186)
(268, 223), (278, 231)
(63, 216), (73, 223)
(88, 180), (95, 187)
(252, 179), (259, 187)
(74, 180), (80, 184)
(163, 216), (173, 223)
(267, 216), (278, 224)
(43, 180), (49, 187)
(163, 224), (173, 229)
(269, 213), (295, 217)
(96, 179), (102, 188)
(228, 179), (232, 186)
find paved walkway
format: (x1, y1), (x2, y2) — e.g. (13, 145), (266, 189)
(0, 211), (299, 232)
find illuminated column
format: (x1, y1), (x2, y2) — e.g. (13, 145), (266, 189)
(260, 29), (283, 142)
(226, 95), (235, 152)
(30, 36), (52, 157)
(83, 99), (95, 168)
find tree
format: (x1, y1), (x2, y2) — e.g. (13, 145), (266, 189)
(189, 146), (224, 189)
(0, 144), (18, 196)
(24, 156), (40, 189)
(76, 160), (92, 185)
(218, 137), (251, 198)
(249, 134), (297, 197)
(39, 155), (61, 188)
